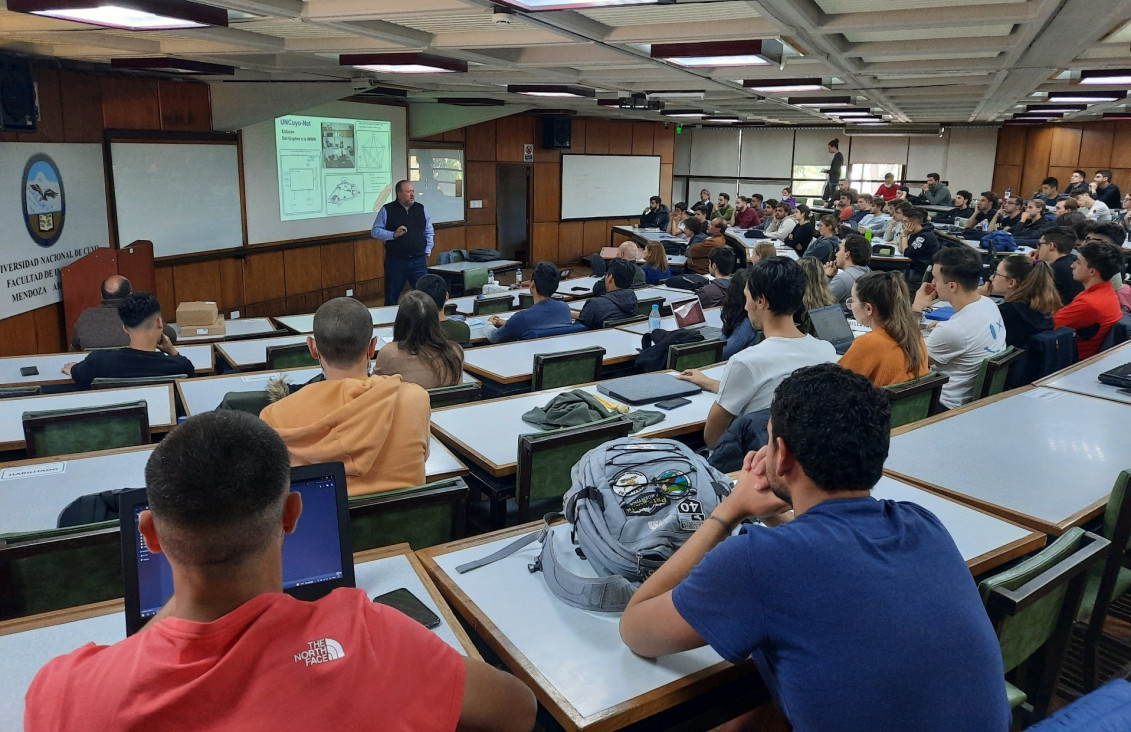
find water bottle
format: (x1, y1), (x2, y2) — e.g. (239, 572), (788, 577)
(487, 269), (497, 285)
(648, 304), (661, 331)
(1004, 187), (1011, 199)
(515, 267), (522, 287)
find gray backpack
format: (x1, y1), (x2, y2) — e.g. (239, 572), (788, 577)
(457, 438), (731, 612)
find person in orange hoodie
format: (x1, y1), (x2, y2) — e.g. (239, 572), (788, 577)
(260, 296), (430, 496)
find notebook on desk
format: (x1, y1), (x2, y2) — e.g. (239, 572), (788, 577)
(118, 462), (355, 636)
(671, 298), (723, 341)
(1098, 361), (1131, 388)
(808, 304), (856, 355)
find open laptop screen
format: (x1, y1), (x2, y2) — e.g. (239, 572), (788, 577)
(672, 298), (706, 328)
(808, 304), (855, 346)
(120, 462), (354, 635)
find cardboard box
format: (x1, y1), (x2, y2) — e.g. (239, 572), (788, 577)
(187, 314), (226, 337)
(177, 301), (218, 327)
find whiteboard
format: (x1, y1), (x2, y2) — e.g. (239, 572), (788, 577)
(561, 154), (660, 220)
(410, 147), (464, 224)
(109, 140), (243, 258)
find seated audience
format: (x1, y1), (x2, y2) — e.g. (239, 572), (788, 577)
(714, 193), (735, 223)
(1010, 198), (1052, 244)
(667, 201), (689, 237)
(797, 255), (836, 336)
(835, 192), (855, 223)
(899, 208), (941, 286)
(874, 172), (899, 202)
(857, 197), (890, 237)
(260, 296), (429, 496)
(691, 188), (714, 218)
(1052, 239), (1123, 359)
(1035, 176), (1065, 207)
(374, 291), (464, 389)
(685, 218), (727, 274)
(683, 216), (707, 249)
(750, 241), (776, 263)
(577, 260), (638, 328)
(64, 292), (195, 389)
(762, 202), (797, 242)
(882, 200), (912, 244)
(719, 269), (760, 359)
(825, 234), (872, 304)
(1037, 226), (1084, 306)
(912, 247), (1006, 409)
(1065, 169), (1089, 198)
(779, 187), (797, 209)
(981, 255), (1059, 349)
(1053, 196), (1079, 217)
(732, 195), (761, 228)
(841, 272), (928, 386)
(1093, 169), (1122, 209)
(71, 274), (176, 350)
(803, 214), (839, 262)
(25, 409), (536, 730)
(677, 257), (836, 447)
(918, 172), (953, 207)
(415, 274), (470, 344)
(963, 191), (1000, 234)
(619, 363), (1010, 732)
(932, 190), (975, 225)
(986, 195), (1023, 233)
(783, 204), (815, 255)
(697, 247), (736, 308)
(1083, 222), (1131, 312)
(640, 241), (670, 285)
(594, 242), (646, 295)
(1074, 189), (1113, 223)
(639, 196), (669, 230)
(483, 262), (573, 343)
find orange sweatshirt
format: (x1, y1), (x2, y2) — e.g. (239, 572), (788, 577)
(839, 327), (928, 387)
(260, 375), (429, 496)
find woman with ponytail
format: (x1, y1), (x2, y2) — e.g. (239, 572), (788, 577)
(840, 271), (928, 386)
(984, 254), (1060, 348)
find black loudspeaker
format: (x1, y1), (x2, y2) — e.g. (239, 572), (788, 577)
(0, 56), (36, 132)
(542, 116), (571, 150)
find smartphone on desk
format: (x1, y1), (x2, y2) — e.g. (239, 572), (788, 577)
(655, 397), (691, 410)
(20, 366), (38, 377)
(373, 588), (441, 629)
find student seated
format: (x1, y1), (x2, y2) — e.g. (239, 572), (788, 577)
(260, 296), (430, 496)
(71, 274), (176, 351)
(783, 204), (815, 255)
(677, 257), (836, 447)
(931, 189), (975, 226)
(796, 256), (836, 336)
(912, 247), (1006, 409)
(1037, 226), (1084, 306)
(803, 214), (838, 262)
(841, 272), (928, 386)
(576, 260), (638, 329)
(899, 207), (941, 286)
(619, 364), (1010, 732)
(697, 247), (736, 308)
(483, 262), (573, 342)
(593, 242), (646, 294)
(719, 269), (760, 359)
(824, 234), (872, 304)
(685, 218), (727, 275)
(25, 410), (536, 731)
(639, 195), (669, 230)
(749, 241), (776, 264)
(640, 241), (670, 285)
(415, 273), (470, 344)
(63, 292), (195, 389)
(374, 290), (464, 389)
(1052, 239), (1123, 359)
(666, 201), (689, 237)
(980, 255), (1059, 349)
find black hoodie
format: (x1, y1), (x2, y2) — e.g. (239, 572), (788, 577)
(640, 204), (670, 230)
(998, 300), (1053, 349)
(903, 221), (940, 274)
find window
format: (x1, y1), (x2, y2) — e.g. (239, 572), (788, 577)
(791, 164), (826, 198)
(849, 163), (904, 197)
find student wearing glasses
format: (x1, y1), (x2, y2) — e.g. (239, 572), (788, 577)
(979, 255), (1060, 349)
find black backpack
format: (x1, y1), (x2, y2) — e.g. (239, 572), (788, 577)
(635, 329), (704, 373)
(468, 248), (501, 262)
(57, 488), (135, 528)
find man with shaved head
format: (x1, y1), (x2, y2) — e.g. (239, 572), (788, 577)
(71, 274), (176, 350)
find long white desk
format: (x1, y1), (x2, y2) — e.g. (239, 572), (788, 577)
(460, 328), (645, 386)
(0, 384), (176, 450)
(0, 545), (478, 732)
(567, 287), (691, 314)
(170, 317), (277, 343)
(885, 387), (1131, 534)
(431, 365), (725, 477)
(557, 276), (603, 298)
(616, 308), (724, 336)
(273, 291), (529, 335)
(214, 327), (397, 370)
(1038, 341), (1131, 406)
(177, 367), (324, 415)
(428, 259), (522, 275)
(0, 345), (214, 388)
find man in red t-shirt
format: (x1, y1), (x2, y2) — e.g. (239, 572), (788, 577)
(25, 411), (536, 732)
(874, 173), (899, 202)
(1053, 239), (1123, 359)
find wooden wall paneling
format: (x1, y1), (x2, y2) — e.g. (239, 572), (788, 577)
(631, 122), (654, 155)
(496, 115), (534, 162)
(534, 128), (561, 163)
(322, 286), (350, 303)
(991, 165), (1021, 200)
(58, 69), (104, 143)
(21, 66), (64, 142)
(355, 237), (383, 282)
(1109, 169), (1131, 191)
(33, 305), (65, 353)
(431, 226), (466, 258)
(995, 127), (1028, 166)
(660, 163), (673, 205)
(243, 298), (286, 319)
(415, 134), (444, 142)
(319, 241), (355, 288)
(584, 119), (610, 154)
(557, 221), (584, 264)
(582, 220), (607, 254)
(1078, 122), (1116, 170)
(532, 163), (561, 222)
(1048, 126), (1082, 168)
(653, 124), (674, 164)
(1110, 123), (1131, 168)
(100, 76), (161, 130)
(465, 161), (496, 226)
(218, 257), (243, 314)
(285, 291), (321, 315)
(568, 118), (585, 153)
(353, 279), (383, 305)
(171, 260), (223, 309)
(1047, 167), (1078, 190)
(442, 128), (465, 142)
(154, 266), (175, 317)
(531, 222), (559, 264)
(243, 251), (286, 305)
(465, 225), (497, 251)
(1020, 127), (1053, 197)
(283, 246), (322, 296)
(157, 80), (211, 132)
(607, 122), (633, 154)
(0, 311), (39, 357)
(466, 121), (496, 162)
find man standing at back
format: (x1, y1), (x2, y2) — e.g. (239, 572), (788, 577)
(260, 297), (430, 496)
(372, 180), (434, 305)
(26, 410), (536, 731)
(620, 363), (1009, 732)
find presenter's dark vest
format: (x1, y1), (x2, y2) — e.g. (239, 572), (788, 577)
(382, 201), (427, 259)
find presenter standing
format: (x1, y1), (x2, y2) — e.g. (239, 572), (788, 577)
(371, 180), (434, 305)
(822, 138), (843, 204)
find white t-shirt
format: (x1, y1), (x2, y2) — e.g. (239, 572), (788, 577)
(1086, 201), (1113, 223)
(716, 335), (838, 416)
(925, 296), (1006, 408)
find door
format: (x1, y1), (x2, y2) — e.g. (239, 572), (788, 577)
(495, 164), (531, 263)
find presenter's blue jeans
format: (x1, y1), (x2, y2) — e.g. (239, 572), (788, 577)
(384, 255), (428, 305)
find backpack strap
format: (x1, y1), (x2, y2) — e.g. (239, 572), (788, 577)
(454, 512), (561, 574)
(537, 525), (638, 612)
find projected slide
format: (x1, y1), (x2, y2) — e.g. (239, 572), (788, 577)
(276, 115), (394, 222)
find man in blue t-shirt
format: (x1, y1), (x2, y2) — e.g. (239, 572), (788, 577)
(620, 364), (1010, 731)
(482, 261), (573, 343)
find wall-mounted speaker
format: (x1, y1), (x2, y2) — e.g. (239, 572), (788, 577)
(541, 116), (571, 150)
(0, 56), (36, 132)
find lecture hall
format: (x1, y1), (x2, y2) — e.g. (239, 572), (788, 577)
(2, 0), (1131, 729)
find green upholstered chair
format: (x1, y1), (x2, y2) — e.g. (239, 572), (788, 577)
(972, 346), (1024, 402)
(427, 382), (481, 408)
(532, 346), (605, 391)
(979, 528), (1109, 724)
(0, 386), (41, 399)
(265, 343), (318, 370)
(518, 293), (535, 309)
(883, 371), (949, 428)
(473, 295), (513, 315)
(666, 340), (724, 371)
(1076, 470), (1131, 691)
(0, 523), (121, 620)
(603, 314), (647, 329)
(635, 296), (665, 317)
(443, 302), (458, 316)
(348, 477), (469, 552)
(90, 374), (187, 389)
(217, 390), (274, 415)
(462, 268), (489, 296)
(23, 401), (150, 458)
(872, 244), (896, 256)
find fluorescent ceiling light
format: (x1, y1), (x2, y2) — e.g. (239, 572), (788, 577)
(493, 0), (660, 10)
(703, 116), (741, 123)
(652, 41), (770, 68)
(1047, 91), (1125, 104)
(1079, 69), (1131, 85)
(821, 107), (873, 116)
(660, 109), (708, 118)
(340, 53), (467, 74)
(111, 57), (235, 75)
(789, 95), (852, 107)
(507, 85), (594, 98)
(743, 78), (825, 93)
(1024, 104), (1086, 113)
(9, 0), (226, 30)
(646, 91), (705, 100)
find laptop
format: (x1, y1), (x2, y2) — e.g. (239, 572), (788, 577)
(1098, 361), (1131, 388)
(671, 298), (724, 341)
(808, 304), (857, 355)
(597, 373), (702, 405)
(119, 462), (355, 636)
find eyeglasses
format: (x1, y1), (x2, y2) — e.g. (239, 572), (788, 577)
(990, 272), (1009, 280)
(845, 297), (856, 306)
